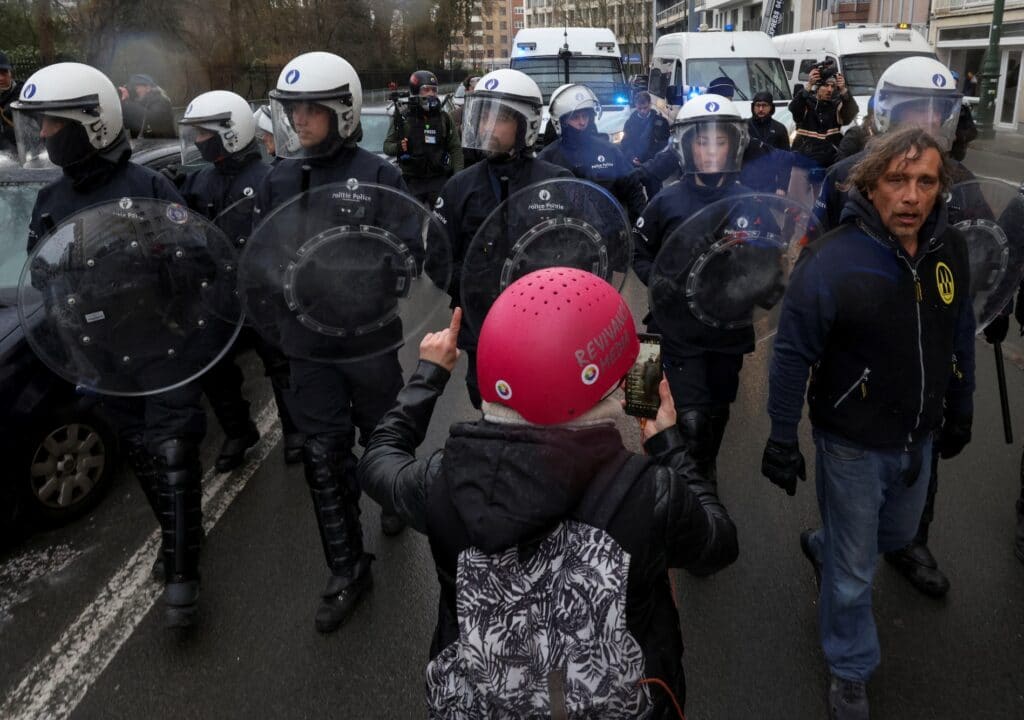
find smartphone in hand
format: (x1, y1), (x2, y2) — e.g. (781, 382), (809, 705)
(624, 333), (662, 419)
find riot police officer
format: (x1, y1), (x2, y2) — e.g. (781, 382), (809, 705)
(253, 104), (278, 161)
(13, 63), (206, 628)
(384, 69), (463, 206)
(537, 83), (646, 221)
(431, 68), (572, 407)
(633, 95), (755, 493)
(254, 51), (410, 633)
(178, 90), (304, 471)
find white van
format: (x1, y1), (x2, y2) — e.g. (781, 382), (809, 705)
(647, 30), (796, 134)
(510, 28), (632, 141)
(773, 25), (935, 121)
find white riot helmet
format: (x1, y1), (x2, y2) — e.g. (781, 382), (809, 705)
(873, 57), (962, 151)
(462, 69), (543, 157)
(268, 51), (363, 159)
(10, 62), (123, 167)
(179, 90), (256, 165)
(254, 104), (274, 137)
(671, 94), (749, 176)
(548, 83), (602, 136)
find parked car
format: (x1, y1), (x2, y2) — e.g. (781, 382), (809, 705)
(0, 139), (200, 546)
(358, 105), (396, 163)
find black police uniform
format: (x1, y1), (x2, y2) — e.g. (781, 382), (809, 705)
(0, 77), (23, 154)
(384, 99), (463, 205)
(432, 155), (572, 407)
(634, 175), (765, 485)
(253, 141), (410, 622)
(180, 140), (303, 470)
(27, 131), (206, 622)
(537, 124), (647, 221)
(621, 108), (670, 166)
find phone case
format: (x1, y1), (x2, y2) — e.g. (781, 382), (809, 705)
(624, 333), (662, 419)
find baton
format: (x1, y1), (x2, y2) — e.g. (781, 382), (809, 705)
(995, 341), (1014, 444)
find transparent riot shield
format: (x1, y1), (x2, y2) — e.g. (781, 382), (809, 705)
(238, 181), (452, 362)
(17, 198), (243, 396)
(460, 178), (631, 334)
(214, 194), (257, 251)
(947, 178), (1024, 332)
(649, 194), (818, 346)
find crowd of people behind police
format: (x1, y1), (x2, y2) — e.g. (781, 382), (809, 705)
(3, 44), (1022, 720)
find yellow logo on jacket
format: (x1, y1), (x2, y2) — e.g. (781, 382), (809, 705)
(935, 262), (955, 305)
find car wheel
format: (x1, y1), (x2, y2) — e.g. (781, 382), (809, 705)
(21, 410), (116, 526)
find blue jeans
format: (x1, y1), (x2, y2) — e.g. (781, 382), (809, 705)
(805, 430), (932, 682)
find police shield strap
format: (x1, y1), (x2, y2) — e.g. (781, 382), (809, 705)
(18, 198), (243, 396)
(649, 194), (819, 343)
(946, 178), (1024, 332)
(460, 178), (631, 335)
(238, 181), (452, 362)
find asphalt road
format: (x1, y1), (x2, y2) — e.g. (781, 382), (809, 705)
(2, 147), (1024, 719)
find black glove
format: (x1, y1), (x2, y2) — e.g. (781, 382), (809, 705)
(761, 439), (806, 496)
(159, 164), (185, 188)
(984, 314), (1009, 344)
(937, 415), (972, 459)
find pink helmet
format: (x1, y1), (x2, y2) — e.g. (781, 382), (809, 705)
(477, 267), (639, 425)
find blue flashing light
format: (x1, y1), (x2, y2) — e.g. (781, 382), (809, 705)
(724, 23), (734, 31)
(614, 94), (629, 105)
(684, 85), (706, 101)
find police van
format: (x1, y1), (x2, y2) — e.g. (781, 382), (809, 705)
(773, 24), (935, 122)
(647, 29), (796, 134)
(509, 27), (633, 142)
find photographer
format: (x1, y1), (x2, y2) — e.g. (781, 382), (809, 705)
(789, 62), (859, 171)
(384, 70), (463, 206)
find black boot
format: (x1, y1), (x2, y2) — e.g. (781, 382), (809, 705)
(885, 449), (949, 598)
(284, 433), (306, 466)
(380, 512), (406, 537)
(268, 369), (304, 465)
(154, 438), (203, 628)
(123, 433), (165, 582)
(678, 408), (715, 482)
(707, 406), (730, 486)
(202, 355), (259, 473)
(303, 434), (374, 633)
(214, 422), (259, 473)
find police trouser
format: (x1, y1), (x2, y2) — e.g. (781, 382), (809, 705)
(284, 354), (404, 578)
(106, 384), (206, 582)
(663, 351), (744, 482)
(199, 328), (299, 438)
(406, 175), (449, 209)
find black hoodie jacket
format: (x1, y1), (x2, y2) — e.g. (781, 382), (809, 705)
(768, 188), (975, 448)
(358, 361), (739, 716)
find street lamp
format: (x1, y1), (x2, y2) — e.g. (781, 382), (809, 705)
(974, 0), (1004, 138)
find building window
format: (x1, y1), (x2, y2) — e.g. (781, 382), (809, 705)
(500, 20), (507, 29)
(486, 21), (493, 29)
(514, 20), (524, 28)
(515, 5), (525, 13)
(501, 35), (508, 44)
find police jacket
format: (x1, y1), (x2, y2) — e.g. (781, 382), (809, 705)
(122, 88), (176, 139)
(432, 155), (571, 347)
(634, 176), (759, 356)
(814, 150), (977, 232)
(621, 109), (670, 165)
(358, 361), (739, 717)
(788, 88), (858, 168)
(768, 189), (976, 450)
(743, 115), (792, 194)
(28, 133), (183, 252)
(384, 106), (463, 180)
(537, 126), (647, 220)
(0, 79), (22, 151)
(253, 141), (407, 222)
(181, 144), (268, 219)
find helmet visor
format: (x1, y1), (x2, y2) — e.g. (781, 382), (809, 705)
(884, 92), (962, 151)
(12, 110), (54, 168)
(178, 122), (221, 165)
(673, 120), (748, 175)
(269, 97), (347, 160)
(462, 96), (529, 154)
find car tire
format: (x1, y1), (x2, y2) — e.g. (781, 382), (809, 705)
(19, 409), (117, 527)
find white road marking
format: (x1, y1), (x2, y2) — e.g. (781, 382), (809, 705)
(0, 404), (281, 720)
(0, 544), (81, 625)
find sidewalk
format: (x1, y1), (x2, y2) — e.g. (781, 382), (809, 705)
(971, 128), (1024, 159)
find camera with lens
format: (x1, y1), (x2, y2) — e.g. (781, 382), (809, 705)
(814, 59), (838, 83)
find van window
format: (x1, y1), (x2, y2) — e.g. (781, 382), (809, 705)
(782, 59), (794, 75)
(841, 51), (935, 95)
(687, 57), (793, 100)
(511, 56), (627, 103)
(797, 59), (818, 81)
(649, 56), (674, 98)
(673, 60), (683, 87)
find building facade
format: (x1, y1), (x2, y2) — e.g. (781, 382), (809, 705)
(451, 0), (527, 70)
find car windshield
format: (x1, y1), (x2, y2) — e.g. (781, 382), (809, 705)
(510, 56), (628, 104)
(841, 52), (936, 96)
(358, 113), (391, 155)
(0, 182), (46, 291)
(686, 57), (793, 101)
